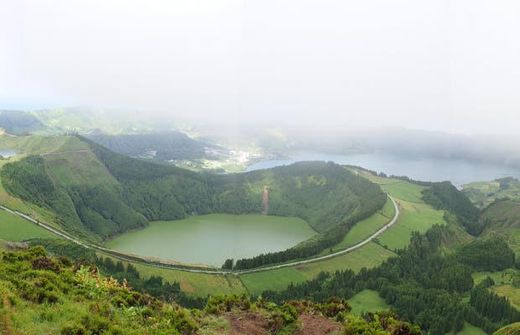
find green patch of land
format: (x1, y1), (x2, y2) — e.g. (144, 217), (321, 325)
(0, 210), (54, 241)
(463, 177), (520, 209)
(240, 242), (396, 294)
(347, 289), (389, 315)
(377, 199), (446, 250)
(97, 253), (247, 298)
(447, 322), (487, 335)
(380, 181), (426, 203)
(473, 269), (520, 311)
(240, 267), (309, 295)
(480, 200), (520, 256)
(328, 198), (395, 253)
(240, 173), (449, 294)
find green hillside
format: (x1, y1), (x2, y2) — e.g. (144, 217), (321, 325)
(480, 199), (520, 255)
(464, 178), (520, 209)
(0, 135), (386, 266)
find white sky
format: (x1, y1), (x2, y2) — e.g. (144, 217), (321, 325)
(1, 0), (520, 135)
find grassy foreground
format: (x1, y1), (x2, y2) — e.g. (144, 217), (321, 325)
(0, 246), (421, 335)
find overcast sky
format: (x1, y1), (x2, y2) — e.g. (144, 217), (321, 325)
(1, 0), (520, 135)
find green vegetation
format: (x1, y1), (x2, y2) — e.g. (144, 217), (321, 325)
(377, 199), (446, 250)
(86, 131), (220, 162)
(330, 198), (395, 252)
(0, 209), (54, 241)
(457, 237), (515, 271)
(1, 135), (386, 267)
(263, 226), (520, 334)
(450, 322), (487, 335)
(240, 268), (309, 295)
(464, 177), (520, 209)
(380, 181), (426, 203)
(423, 181), (482, 235)
(347, 289), (389, 315)
(0, 246), (420, 334)
(473, 269), (520, 311)
(480, 199), (520, 256)
(494, 322), (520, 335)
(240, 242), (396, 295)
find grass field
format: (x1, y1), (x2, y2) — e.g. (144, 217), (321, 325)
(473, 269), (520, 311)
(463, 179), (520, 209)
(329, 198), (395, 252)
(240, 267), (309, 295)
(347, 289), (389, 315)
(240, 242), (396, 295)
(98, 253), (247, 297)
(377, 199), (446, 250)
(0, 209), (55, 241)
(447, 322), (487, 335)
(380, 181), (426, 203)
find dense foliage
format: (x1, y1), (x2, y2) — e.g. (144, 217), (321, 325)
(0, 247), (419, 334)
(422, 181), (482, 234)
(28, 238), (204, 308)
(262, 226), (520, 334)
(457, 237), (515, 271)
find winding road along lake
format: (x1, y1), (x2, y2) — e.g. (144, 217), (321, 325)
(106, 214), (316, 267)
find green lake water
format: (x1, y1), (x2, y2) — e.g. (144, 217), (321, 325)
(106, 214), (316, 267)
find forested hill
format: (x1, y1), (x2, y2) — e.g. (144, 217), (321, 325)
(0, 135), (385, 253)
(86, 131), (222, 161)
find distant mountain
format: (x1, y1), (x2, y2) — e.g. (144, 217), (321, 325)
(0, 110), (43, 135)
(86, 131), (225, 162)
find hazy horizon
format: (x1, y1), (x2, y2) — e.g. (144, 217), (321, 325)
(2, 0), (520, 135)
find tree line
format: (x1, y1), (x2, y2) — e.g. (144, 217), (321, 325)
(261, 225), (519, 334)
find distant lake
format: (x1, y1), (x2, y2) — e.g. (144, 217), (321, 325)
(106, 214), (316, 267)
(247, 152), (520, 187)
(0, 149), (17, 158)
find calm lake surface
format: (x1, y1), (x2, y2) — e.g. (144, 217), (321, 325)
(107, 214), (316, 267)
(247, 152), (520, 187)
